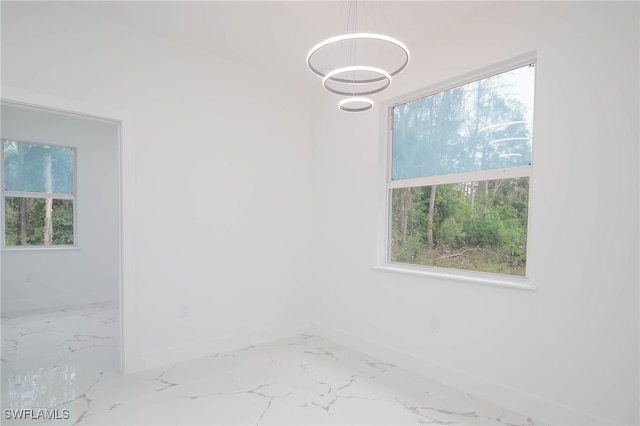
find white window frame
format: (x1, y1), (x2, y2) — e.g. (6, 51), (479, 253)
(375, 54), (536, 291)
(1, 139), (78, 249)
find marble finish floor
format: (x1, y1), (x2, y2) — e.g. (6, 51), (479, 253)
(2, 306), (543, 425)
(1, 302), (119, 425)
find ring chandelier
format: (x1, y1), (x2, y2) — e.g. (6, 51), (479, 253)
(322, 65), (391, 96)
(338, 97), (375, 113)
(307, 18), (411, 113)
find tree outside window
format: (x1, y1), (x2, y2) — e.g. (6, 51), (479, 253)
(387, 63), (535, 277)
(3, 140), (75, 247)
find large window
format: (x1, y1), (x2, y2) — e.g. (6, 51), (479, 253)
(384, 60), (535, 281)
(2, 140), (75, 247)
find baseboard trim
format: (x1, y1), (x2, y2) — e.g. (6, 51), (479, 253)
(123, 321), (617, 425)
(2, 299), (118, 316)
(308, 322), (614, 426)
(125, 321), (309, 374)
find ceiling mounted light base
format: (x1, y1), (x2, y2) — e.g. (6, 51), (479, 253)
(339, 97), (374, 112)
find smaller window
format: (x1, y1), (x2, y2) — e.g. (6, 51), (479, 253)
(2, 140), (75, 247)
(384, 61), (535, 280)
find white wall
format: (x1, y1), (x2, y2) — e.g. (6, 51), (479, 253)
(1, 104), (120, 313)
(2, 2), (637, 425)
(310, 2), (638, 425)
(1, 2), (313, 371)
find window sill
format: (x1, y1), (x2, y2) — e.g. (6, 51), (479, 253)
(372, 263), (535, 291)
(1, 245), (79, 252)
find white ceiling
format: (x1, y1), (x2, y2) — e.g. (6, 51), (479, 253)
(68, 1), (487, 86)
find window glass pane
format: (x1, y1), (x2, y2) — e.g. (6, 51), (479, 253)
(4, 197), (74, 246)
(3, 140), (73, 194)
(392, 64), (535, 180)
(390, 177), (529, 276)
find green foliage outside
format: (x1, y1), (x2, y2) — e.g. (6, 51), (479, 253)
(390, 178), (528, 276)
(390, 65), (534, 276)
(4, 197), (74, 246)
(3, 139), (75, 246)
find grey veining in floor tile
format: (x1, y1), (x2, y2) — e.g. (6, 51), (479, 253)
(1, 303), (119, 425)
(2, 309), (544, 426)
(86, 335), (541, 425)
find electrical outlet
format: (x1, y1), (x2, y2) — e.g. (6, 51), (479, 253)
(431, 317), (440, 334)
(180, 304), (190, 318)
(25, 273), (34, 284)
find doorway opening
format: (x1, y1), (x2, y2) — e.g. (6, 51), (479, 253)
(0, 100), (122, 423)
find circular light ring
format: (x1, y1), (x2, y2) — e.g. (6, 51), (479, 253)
(322, 66), (391, 96)
(307, 32), (410, 84)
(338, 97), (374, 112)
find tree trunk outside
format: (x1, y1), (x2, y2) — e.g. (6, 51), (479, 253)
(44, 198), (53, 245)
(483, 180), (489, 208)
(427, 185), (437, 250)
(19, 198), (28, 245)
(17, 143), (28, 245)
(43, 153), (53, 245)
(400, 188), (412, 239)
